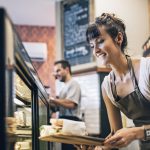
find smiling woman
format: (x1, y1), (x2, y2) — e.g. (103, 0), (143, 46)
(86, 13), (127, 66)
(85, 13), (150, 150)
(86, 13), (127, 53)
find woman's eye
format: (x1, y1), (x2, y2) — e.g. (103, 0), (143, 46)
(90, 43), (94, 49)
(97, 39), (104, 44)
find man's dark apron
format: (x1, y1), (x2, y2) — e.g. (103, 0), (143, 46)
(111, 56), (150, 150)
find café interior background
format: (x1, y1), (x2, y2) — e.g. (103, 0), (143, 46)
(0, 0), (149, 95)
(0, 0), (150, 150)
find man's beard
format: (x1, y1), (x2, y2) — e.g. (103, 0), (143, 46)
(60, 75), (66, 82)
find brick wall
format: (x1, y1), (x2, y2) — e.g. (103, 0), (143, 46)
(15, 25), (56, 95)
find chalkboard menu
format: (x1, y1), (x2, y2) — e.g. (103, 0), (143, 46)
(63, 0), (93, 66)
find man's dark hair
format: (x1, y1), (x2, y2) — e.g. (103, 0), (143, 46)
(54, 60), (72, 75)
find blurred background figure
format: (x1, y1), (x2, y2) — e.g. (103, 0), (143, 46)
(49, 60), (82, 150)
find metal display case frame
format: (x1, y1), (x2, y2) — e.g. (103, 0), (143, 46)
(0, 8), (50, 150)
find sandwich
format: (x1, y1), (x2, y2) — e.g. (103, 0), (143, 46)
(40, 119), (87, 137)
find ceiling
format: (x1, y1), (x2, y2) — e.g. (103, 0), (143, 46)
(0, 0), (56, 26)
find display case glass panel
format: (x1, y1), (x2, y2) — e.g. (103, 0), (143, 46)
(14, 73), (32, 150)
(38, 96), (48, 150)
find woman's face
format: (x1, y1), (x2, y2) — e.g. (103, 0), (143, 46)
(90, 26), (120, 65)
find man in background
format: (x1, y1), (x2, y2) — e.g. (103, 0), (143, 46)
(49, 60), (81, 150)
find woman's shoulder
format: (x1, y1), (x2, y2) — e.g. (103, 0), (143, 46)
(141, 57), (150, 65)
(139, 57), (150, 71)
(131, 57), (150, 83)
(132, 57), (150, 70)
(132, 56), (150, 64)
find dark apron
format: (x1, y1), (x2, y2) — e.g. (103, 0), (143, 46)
(111, 56), (150, 150)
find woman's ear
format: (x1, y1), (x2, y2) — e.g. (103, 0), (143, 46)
(115, 32), (123, 46)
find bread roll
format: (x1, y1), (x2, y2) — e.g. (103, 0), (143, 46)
(40, 125), (57, 137)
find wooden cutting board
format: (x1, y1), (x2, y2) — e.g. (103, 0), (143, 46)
(39, 134), (104, 146)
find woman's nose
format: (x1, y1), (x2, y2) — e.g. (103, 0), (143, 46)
(93, 47), (101, 57)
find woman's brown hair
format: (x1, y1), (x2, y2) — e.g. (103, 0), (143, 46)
(86, 13), (127, 53)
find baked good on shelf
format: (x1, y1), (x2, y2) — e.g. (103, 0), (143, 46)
(6, 117), (17, 134)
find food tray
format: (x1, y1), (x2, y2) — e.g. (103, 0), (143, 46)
(39, 134), (104, 146)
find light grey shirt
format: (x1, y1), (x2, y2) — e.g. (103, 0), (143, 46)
(59, 78), (81, 118)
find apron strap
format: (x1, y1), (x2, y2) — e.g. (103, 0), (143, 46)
(110, 72), (120, 101)
(126, 55), (139, 89)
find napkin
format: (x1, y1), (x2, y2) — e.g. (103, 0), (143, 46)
(62, 119), (87, 136)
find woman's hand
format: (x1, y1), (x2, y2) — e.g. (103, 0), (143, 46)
(105, 131), (115, 140)
(104, 127), (143, 148)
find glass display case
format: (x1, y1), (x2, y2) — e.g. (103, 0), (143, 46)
(14, 74), (32, 150)
(0, 8), (49, 150)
